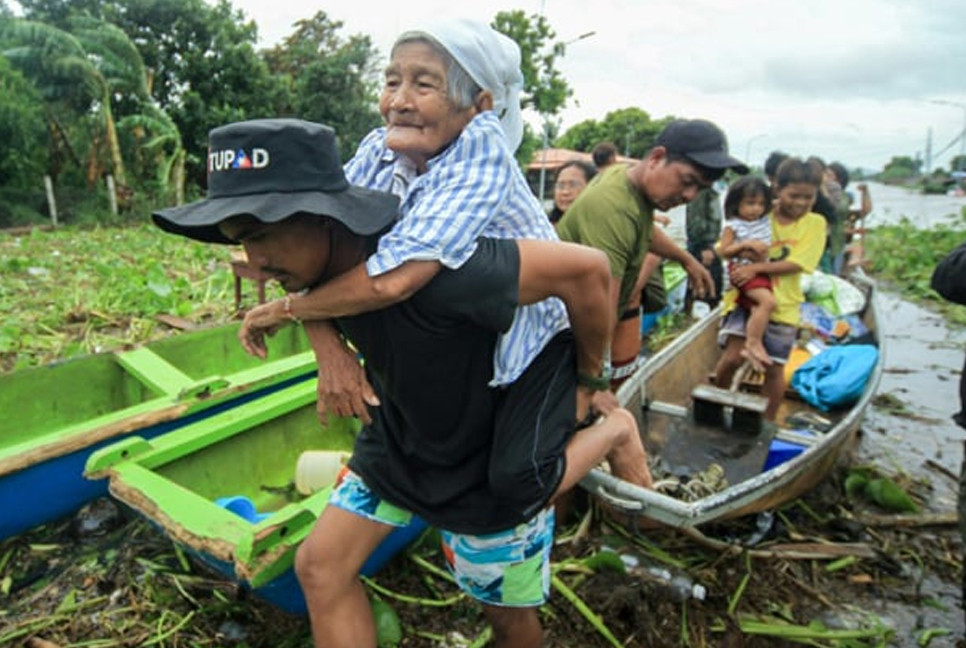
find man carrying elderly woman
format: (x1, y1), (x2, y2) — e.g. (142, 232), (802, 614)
(224, 19), (650, 647)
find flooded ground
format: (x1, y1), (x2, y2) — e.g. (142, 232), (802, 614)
(854, 287), (965, 644)
(861, 182), (966, 229)
(862, 291), (966, 503)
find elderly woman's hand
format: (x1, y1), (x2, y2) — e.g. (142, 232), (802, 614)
(238, 299), (289, 358)
(301, 320), (380, 425)
(315, 342), (379, 425)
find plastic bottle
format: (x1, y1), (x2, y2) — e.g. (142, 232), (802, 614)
(604, 544), (707, 602)
(643, 566), (707, 602)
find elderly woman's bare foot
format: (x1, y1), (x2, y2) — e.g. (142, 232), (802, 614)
(604, 408), (653, 489)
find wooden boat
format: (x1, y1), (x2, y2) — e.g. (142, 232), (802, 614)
(0, 323), (316, 540)
(83, 379), (427, 614)
(581, 270), (883, 529)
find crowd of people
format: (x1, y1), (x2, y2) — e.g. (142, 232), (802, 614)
(151, 18), (885, 648)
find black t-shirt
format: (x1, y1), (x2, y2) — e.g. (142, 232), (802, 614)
(339, 238), (542, 533)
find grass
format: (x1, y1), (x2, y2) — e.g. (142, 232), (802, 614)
(2, 211), (963, 373)
(0, 222), (283, 372)
(863, 209), (966, 326)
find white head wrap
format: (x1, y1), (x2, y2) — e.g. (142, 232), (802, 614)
(411, 19), (525, 153)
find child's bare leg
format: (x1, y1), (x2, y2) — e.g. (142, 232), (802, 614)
(740, 287), (776, 371)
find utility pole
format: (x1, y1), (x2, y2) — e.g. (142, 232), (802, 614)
(537, 30), (596, 202)
(924, 127), (933, 174)
(932, 99), (966, 172)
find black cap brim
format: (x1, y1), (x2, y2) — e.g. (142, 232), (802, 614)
(152, 186), (399, 244)
(687, 150), (750, 175)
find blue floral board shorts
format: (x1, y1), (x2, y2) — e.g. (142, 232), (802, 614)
(718, 307), (796, 365)
(331, 470), (555, 607)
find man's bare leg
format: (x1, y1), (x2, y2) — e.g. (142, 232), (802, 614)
(483, 605), (542, 648)
(295, 505), (395, 647)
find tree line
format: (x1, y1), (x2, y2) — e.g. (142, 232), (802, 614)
(0, 0), (678, 228)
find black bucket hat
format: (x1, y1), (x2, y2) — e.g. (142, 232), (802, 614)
(152, 119), (399, 244)
(656, 119), (750, 175)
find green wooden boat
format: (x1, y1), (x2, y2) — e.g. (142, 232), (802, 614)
(0, 323), (316, 540)
(83, 379), (427, 614)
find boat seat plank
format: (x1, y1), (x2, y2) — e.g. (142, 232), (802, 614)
(644, 400), (689, 418)
(690, 384), (769, 432)
(114, 347), (196, 396)
(691, 384), (768, 412)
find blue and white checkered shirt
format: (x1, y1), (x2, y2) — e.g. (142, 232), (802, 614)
(345, 111), (569, 386)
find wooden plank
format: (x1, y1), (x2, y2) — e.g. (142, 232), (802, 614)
(114, 347), (194, 395)
(691, 384), (768, 413)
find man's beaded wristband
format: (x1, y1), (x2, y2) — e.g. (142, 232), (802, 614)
(282, 294), (301, 324)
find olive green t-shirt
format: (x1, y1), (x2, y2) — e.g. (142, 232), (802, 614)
(555, 163), (654, 313)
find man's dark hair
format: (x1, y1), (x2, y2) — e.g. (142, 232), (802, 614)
(764, 151), (789, 179)
(591, 142), (618, 167)
(828, 161), (849, 188)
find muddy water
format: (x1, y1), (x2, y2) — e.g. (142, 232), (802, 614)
(862, 181), (966, 229)
(854, 289), (965, 644)
(862, 292), (966, 503)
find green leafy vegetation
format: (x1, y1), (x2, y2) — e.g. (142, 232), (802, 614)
(0, 223), (279, 371)
(1, 3), (579, 226)
(864, 208), (966, 326)
(845, 467), (919, 513)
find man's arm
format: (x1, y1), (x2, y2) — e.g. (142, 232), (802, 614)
(238, 261), (441, 357)
(856, 183), (872, 218)
(629, 253), (662, 309)
(516, 239), (615, 419)
(516, 240), (612, 379)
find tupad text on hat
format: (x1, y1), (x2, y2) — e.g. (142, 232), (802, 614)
(209, 148), (269, 172)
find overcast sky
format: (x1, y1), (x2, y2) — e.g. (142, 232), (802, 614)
(237, 1), (962, 172)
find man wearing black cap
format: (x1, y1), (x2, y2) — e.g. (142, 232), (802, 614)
(153, 118), (651, 647)
(556, 118), (749, 388)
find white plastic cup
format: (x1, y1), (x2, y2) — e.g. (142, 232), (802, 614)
(295, 450), (350, 494)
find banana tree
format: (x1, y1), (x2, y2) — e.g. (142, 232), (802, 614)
(2, 17), (152, 195)
(119, 107), (185, 206)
